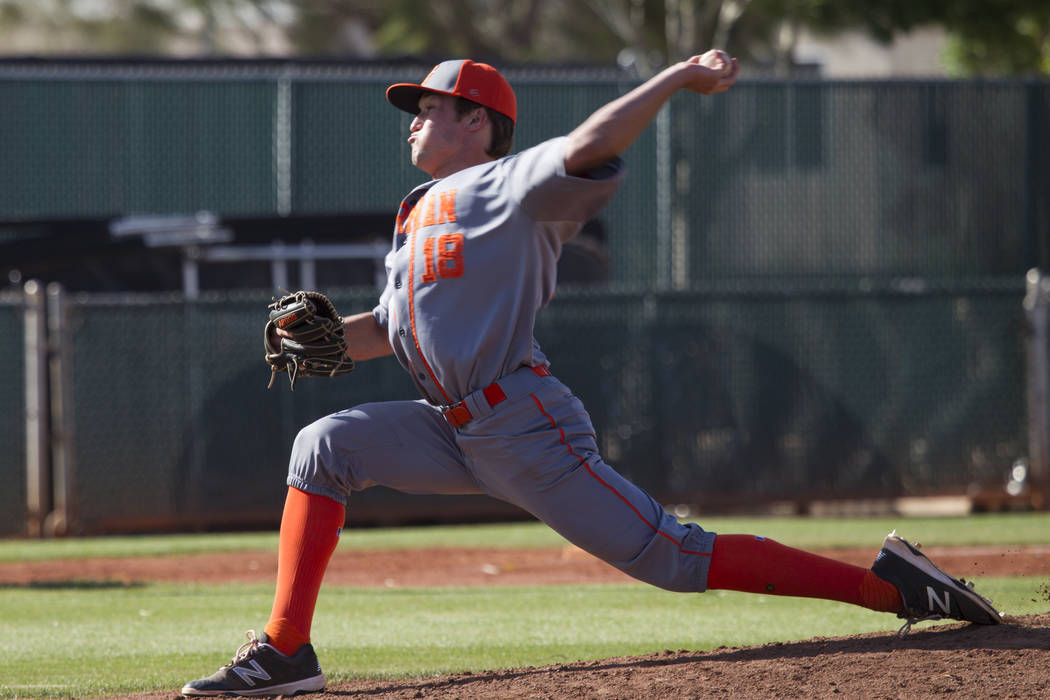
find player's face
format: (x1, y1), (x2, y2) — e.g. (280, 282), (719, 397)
(408, 93), (470, 178)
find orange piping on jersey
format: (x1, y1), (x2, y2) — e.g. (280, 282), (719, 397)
(407, 227), (454, 404)
(529, 393), (711, 557)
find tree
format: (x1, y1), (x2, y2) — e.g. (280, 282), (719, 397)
(940, 5), (1050, 76)
(0, 0), (299, 55)
(0, 0), (1045, 76)
(804, 0), (1050, 76)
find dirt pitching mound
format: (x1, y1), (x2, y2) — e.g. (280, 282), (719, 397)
(326, 613), (1050, 699)
(95, 614), (1050, 700)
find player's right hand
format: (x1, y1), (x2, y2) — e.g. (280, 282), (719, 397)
(683, 52), (739, 95)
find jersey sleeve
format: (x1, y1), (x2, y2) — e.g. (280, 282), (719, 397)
(505, 136), (626, 227)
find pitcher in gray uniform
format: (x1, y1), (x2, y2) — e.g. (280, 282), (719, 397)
(181, 53), (1002, 698)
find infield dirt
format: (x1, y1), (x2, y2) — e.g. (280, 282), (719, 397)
(8, 545), (1049, 699)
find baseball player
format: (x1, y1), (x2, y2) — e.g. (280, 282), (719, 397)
(182, 53), (1001, 696)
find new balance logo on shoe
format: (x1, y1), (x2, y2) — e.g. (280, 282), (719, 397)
(232, 660), (272, 687)
(926, 586), (951, 616)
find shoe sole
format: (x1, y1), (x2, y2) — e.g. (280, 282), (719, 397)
(181, 673), (326, 697)
(881, 536), (1002, 624)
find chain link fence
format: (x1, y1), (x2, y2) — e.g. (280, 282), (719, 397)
(0, 281), (1032, 535)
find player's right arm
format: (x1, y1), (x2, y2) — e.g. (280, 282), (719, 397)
(342, 311), (394, 361)
(563, 52), (737, 175)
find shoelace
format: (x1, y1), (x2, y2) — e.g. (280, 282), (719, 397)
(225, 630), (262, 667)
(897, 613), (943, 637)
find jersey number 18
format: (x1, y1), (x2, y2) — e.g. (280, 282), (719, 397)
(421, 233), (465, 283)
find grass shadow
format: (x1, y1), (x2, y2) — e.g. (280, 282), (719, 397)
(0, 579), (146, 590)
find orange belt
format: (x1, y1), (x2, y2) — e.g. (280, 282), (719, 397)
(443, 365), (551, 429)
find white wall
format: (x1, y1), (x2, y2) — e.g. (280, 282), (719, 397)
(794, 26), (950, 78)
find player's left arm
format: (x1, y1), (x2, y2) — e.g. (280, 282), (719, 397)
(342, 311), (394, 361)
(274, 309), (392, 361)
(563, 51), (738, 176)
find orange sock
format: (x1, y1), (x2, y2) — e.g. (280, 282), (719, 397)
(264, 487), (345, 656)
(707, 534), (902, 613)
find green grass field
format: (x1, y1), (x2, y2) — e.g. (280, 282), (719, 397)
(1, 513), (1048, 698)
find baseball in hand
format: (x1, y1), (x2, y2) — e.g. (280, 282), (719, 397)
(699, 50), (733, 77)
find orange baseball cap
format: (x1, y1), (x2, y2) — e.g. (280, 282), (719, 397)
(386, 59), (517, 123)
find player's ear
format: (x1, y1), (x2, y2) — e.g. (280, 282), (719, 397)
(466, 107), (487, 131)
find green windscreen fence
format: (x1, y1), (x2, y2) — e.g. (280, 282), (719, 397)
(2, 64), (1045, 283)
(677, 81), (1045, 281)
(64, 291), (418, 531)
(537, 284), (1027, 505)
(47, 284), (1025, 533)
(0, 77), (278, 218)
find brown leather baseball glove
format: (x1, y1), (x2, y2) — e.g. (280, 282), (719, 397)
(264, 290), (354, 390)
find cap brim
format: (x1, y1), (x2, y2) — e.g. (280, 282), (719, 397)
(386, 83), (456, 116)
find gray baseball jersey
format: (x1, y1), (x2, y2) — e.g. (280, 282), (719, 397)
(374, 136), (622, 404)
(288, 136), (716, 592)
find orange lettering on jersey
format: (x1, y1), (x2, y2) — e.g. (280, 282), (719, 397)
(395, 201), (412, 234)
(436, 233), (464, 278)
(437, 190), (457, 224)
(419, 232), (465, 284)
(421, 236), (438, 283)
(399, 190), (456, 235)
(402, 203), (422, 235)
(421, 193), (437, 228)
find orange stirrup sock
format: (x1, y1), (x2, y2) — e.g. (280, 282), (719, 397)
(264, 487), (345, 656)
(707, 534), (901, 613)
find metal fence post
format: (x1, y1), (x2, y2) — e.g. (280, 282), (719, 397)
(23, 280), (49, 537)
(1024, 268), (1050, 509)
(655, 103), (672, 291)
(45, 282), (77, 535)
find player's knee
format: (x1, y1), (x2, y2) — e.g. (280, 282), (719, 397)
(288, 417), (345, 488)
(291, 419), (326, 458)
(288, 410), (381, 495)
